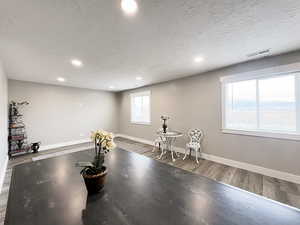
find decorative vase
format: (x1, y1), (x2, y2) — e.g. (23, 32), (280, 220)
(162, 120), (167, 133)
(82, 166), (107, 194)
(31, 142), (40, 153)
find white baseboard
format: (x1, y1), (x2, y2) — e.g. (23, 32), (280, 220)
(200, 153), (300, 184)
(115, 134), (154, 145)
(116, 133), (300, 184)
(33, 146), (92, 161)
(39, 138), (91, 151)
(39, 132), (121, 152)
(0, 155), (8, 194)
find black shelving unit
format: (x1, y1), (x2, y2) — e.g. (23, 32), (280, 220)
(8, 102), (31, 158)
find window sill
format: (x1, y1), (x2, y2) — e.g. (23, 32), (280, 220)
(222, 128), (300, 141)
(131, 121), (151, 126)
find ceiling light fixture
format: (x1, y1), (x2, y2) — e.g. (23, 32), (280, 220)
(109, 85), (115, 89)
(121, 0), (138, 15)
(136, 76), (143, 81)
(70, 59), (83, 67)
(57, 77), (65, 82)
(194, 56), (204, 63)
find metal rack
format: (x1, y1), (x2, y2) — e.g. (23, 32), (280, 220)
(8, 102), (31, 158)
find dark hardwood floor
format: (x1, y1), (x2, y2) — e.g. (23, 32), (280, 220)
(114, 137), (300, 210)
(4, 148), (300, 225)
(0, 142), (93, 225)
(0, 137), (300, 225)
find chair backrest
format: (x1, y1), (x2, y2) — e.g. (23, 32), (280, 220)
(188, 129), (203, 143)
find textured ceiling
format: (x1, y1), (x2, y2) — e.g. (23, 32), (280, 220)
(1, 0), (300, 91)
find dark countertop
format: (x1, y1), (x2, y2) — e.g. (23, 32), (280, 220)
(5, 148), (300, 225)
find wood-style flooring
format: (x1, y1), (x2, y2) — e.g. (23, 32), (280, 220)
(114, 137), (300, 210)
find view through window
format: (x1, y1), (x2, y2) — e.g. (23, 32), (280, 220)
(222, 72), (299, 137)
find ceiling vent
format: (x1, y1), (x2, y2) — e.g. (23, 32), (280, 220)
(246, 49), (271, 58)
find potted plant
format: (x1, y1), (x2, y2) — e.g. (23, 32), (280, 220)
(76, 130), (116, 194)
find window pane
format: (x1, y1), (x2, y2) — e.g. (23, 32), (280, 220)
(142, 96), (150, 122)
(131, 92), (151, 124)
(225, 80), (257, 130)
(133, 96), (143, 122)
(259, 75), (296, 132)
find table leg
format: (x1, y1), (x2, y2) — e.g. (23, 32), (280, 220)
(158, 136), (165, 159)
(171, 152), (175, 161)
(158, 146), (165, 159)
(158, 136), (179, 162)
(169, 137), (176, 162)
(158, 149), (163, 159)
(171, 150), (176, 162)
(173, 137), (179, 157)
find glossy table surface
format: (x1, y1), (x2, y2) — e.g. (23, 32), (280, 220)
(5, 148), (300, 225)
(156, 130), (183, 137)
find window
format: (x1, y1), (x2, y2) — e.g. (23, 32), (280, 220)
(221, 65), (300, 140)
(130, 91), (151, 124)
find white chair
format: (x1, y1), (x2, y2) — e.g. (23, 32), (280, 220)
(183, 129), (203, 164)
(152, 128), (167, 153)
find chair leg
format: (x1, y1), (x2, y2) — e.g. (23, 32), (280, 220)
(198, 145), (202, 159)
(171, 150), (175, 162)
(195, 148), (199, 164)
(183, 147), (188, 160)
(152, 143), (157, 152)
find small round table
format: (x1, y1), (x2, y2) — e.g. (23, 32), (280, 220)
(157, 130), (183, 162)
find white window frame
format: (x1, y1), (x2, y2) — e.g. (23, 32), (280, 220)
(130, 90), (151, 125)
(220, 62), (300, 141)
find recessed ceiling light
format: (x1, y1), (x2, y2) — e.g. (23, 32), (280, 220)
(70, 59), (83, 67)
(57, 77), (65, 82)
(121, 0), (138, 15)
(136, 76), (143, 81)
(109, 85), (115, 89)
(194, 56), (204, 63)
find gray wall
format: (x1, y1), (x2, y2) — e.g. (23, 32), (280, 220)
(8, 80), (119, 146)
(118, 51), (300, 176)
(0, 61), (8, 189)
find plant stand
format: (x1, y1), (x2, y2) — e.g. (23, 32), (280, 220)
(8, 102), (32, 158)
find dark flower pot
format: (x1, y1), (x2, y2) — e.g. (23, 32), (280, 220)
(82, 166), (107, 194)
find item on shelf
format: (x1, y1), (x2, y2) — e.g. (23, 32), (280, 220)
(16, 140), (24, 149)
(10, 101), (29, 116)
